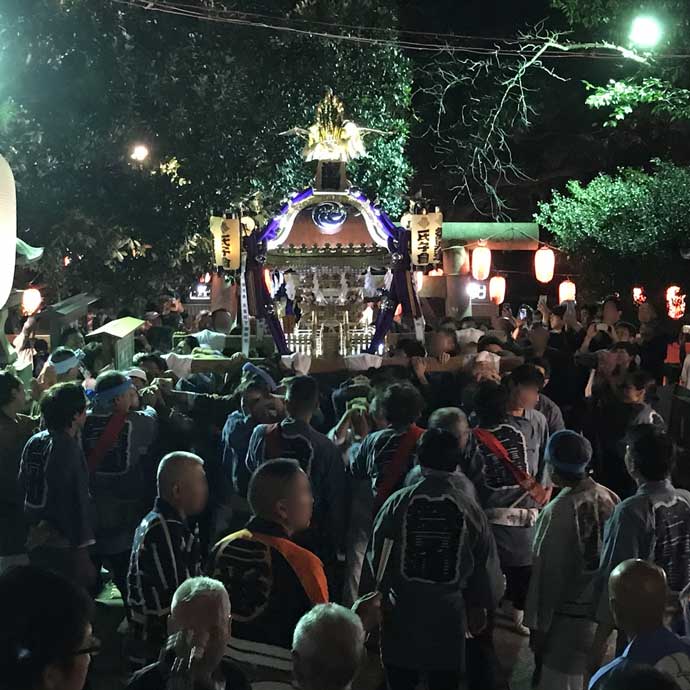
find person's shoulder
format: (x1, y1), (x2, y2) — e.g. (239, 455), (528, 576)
(220, 659), (252, 690)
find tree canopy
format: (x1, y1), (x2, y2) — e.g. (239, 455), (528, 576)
(0, 0), (412, 307)
(535, 160), (690, 294)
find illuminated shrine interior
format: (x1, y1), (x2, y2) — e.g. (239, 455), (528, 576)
(265, 198), (394, 357)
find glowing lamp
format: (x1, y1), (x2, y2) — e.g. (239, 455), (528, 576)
(471, 244), (491, 281)
(489, 276), (506, 305)
(666, 285), (686, 320)
(632, 286), (647, 306)
(130, 144), (149, 162)
(630, 16), (662, 49)
(21, 288), (42, 316)
(534, 247), (555, 284)
(0, 155), (17, 310)
(428, 268), (444, 277)
(559, 279), (577, 304)
(414, 271), (424, 292)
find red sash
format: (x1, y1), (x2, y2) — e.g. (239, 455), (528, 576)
(473, 427), (549, 507)
(373, 425), (424, 514)
(86, 413), (127, 474)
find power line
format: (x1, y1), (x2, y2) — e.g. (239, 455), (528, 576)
(113, 0), (690, 60)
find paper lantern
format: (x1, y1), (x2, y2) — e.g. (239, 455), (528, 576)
(666, 285), (686, 320)
(559, 280), (576, 304)
(632, 286), (647, 306)
(489, 276), (506, 305)
(534, 247), (555, 284)
(0, 155), (17, 311)
(21, 288), (42, 316)
(471, 244), (491, 281)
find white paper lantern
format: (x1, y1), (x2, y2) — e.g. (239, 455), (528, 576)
(0, 155), (16, 310)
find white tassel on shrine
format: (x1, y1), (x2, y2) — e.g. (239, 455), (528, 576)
(363, 268), (377, 298)
(384, 269), (393, 291)
(285, 272), (298, 301)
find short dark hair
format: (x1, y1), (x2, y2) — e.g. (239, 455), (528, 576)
(473, 380), (508, 427)
(603, 295), (622, 312)
(599, 661), (681, 690)
(626, 424), (675, 481)
(418, 428), (460, 472)
(286, 376), (319, 416)
(248, 459), (303, 518)
(624, 370), (654, 391)
(551, 305), (567, 318)
(381, 383), (424, 427)
(182, 335), (200, 350)
(507, 364), (545, 390)
(0, 370), (22, 407)
(40, 382), (87, 430)
(615, 321), (637, 336)
(528, 356), (551, 378)
(132, 352), (167, 372)
(477, 335), (504, 353)
(0, 566), (93, 690)
(611, 342), (637, 357)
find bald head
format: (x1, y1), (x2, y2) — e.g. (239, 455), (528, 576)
(292, 604), (365, 690)
(157, 452), (208, 518)
(609, 559), (668, 635)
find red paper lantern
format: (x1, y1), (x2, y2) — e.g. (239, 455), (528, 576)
(472, 244), (491, 281)
(632, 286), (647, 306)
(666, 285), (686, 320)
(534, 247), (555, 284)
(558, 280), (576, 304)
(489, 276), (506, 305)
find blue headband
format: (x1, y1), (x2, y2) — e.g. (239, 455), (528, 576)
(546, 430), (592, 475)
(48, 349), (85, 376)
(242, 362), (277, 392)
(91, 380), (134, 404)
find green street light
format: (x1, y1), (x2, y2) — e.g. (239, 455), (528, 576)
(629, 15), (662, 49)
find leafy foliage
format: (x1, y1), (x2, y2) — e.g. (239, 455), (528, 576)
(535, 161), (690, 293)
(585, 77), (690, 126)
(0, 0), (412, 307)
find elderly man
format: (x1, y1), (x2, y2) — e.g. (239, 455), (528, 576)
(127, 452), (208, 667)
(405, 406), (475, 498)
(128, 576), (250, 690)
(589, 560), (690, 689)
(590, 425), (690, 672)
(292, 604), (365, 690)
(525, 431), (619, 690)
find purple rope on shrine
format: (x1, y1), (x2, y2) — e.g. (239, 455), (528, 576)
(259, 188), (314, 242)
(243, 232), (291, 355)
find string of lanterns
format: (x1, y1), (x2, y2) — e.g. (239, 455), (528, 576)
(469, 243), (574, 306)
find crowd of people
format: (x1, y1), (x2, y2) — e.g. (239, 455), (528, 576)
(2, 292), (690, 690)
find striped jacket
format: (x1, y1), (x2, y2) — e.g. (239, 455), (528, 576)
(127, 498), (201, 663)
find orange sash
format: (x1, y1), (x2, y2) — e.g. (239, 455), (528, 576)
(229, 529), (329, 606)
